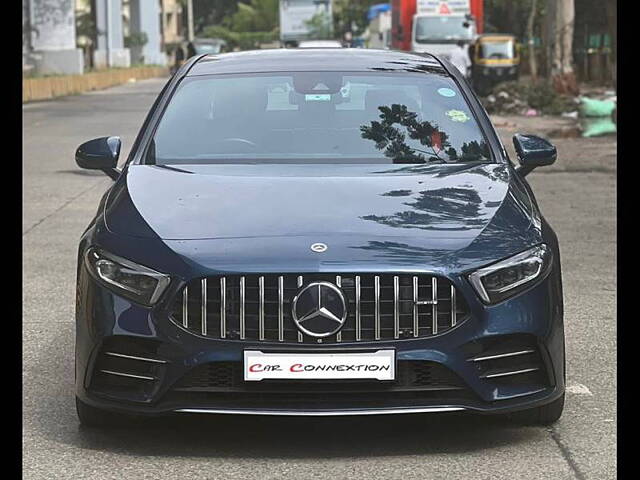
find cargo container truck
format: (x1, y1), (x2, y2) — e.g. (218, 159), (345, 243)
(391, 0), (483, 59)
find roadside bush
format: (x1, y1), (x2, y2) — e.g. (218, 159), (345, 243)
(201, 25), (278, 51)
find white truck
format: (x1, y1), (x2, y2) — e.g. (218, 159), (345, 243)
(410, 0), (478, 59)
(279, 0), (333, 47)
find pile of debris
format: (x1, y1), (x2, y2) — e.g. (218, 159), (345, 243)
(480, 81), (577, 116)
(480, 81), (617, 138)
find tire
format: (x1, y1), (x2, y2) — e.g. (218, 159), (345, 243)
(76, 397), (129, 428)
(508, 393), (565, 426)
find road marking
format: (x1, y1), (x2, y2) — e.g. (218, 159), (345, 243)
(566, 382), (593, 396)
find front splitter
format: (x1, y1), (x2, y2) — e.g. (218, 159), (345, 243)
(175, 406), (466, 416)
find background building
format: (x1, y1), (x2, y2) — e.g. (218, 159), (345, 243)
(23, 0), (85, 75)
(23, 0), (168, 75)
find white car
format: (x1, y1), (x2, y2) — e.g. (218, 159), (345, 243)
(297, 40), (343, 48)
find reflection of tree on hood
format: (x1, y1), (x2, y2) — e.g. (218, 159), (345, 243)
(360, 104), (490, 163)
(362, 187), (487, 231)
(360, 104), (454, 163)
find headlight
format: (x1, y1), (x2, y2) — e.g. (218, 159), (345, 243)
(468, 244), (552, 304)
(85, 248), (171, 306)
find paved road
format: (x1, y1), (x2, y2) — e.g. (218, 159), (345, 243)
(23, 78), (616, 479)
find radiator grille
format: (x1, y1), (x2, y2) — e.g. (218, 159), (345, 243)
(170, 274), (469, 344)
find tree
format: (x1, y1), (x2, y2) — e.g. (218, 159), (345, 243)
(201, 0), (279, 51)
(305, 11), (333, 40)
(545, 0), (578, 94)
(526, 0), (538, 81)
(604, 0), (616, 88)
(223, 0), (279, 32)
(333, 0), (380, 38)
(187, 0), (239, 35)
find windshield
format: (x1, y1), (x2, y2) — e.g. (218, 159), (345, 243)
(149, 72), (491, 165)
(479, 40), (515, 59)
(415, 16), (473, 43)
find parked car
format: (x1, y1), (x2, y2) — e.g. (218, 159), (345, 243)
(297, 40), (343, 48)
(74, 49), (565, 426)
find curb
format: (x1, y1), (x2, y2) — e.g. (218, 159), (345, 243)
(23, 66), (169, 103)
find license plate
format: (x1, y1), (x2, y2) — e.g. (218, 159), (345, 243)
(243, 350), (395, 381)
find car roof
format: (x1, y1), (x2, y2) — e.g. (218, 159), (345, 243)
(187, 48), (446, 76)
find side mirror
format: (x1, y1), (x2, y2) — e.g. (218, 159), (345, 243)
(76, 136), (122, 180)
(512, 133), (557, 177)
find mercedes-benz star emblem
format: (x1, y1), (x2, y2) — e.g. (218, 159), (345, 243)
(310, 243), (328, 253)
(291, 282), (347, 338)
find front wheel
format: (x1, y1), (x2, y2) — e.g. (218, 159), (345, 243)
(508, 393), (565, 425)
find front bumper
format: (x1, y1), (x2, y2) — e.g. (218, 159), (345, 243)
(75, 262), (565, 417)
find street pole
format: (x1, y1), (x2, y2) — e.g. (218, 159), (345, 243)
(187, 0), (194, 42)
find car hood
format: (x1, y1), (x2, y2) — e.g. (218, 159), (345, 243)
(103, 163), (541, 272)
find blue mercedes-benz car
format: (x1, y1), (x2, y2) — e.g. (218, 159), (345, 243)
(74, 49), (565, 426)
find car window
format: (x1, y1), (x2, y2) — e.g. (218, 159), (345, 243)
(150, 71), (492, 165)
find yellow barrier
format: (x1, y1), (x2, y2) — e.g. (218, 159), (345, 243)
(22, 66), (169, 103)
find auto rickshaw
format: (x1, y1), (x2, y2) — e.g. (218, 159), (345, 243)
(470, 34), (520, 96)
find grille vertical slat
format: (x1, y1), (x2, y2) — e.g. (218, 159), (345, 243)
(173, 274), (468, 343)
(451, 284), (457, 327)
(182, 286), (188, 328)
(393, 276), (400, 339)
(220, 277), (226, 339)
(201, 278), (207, 336)
(432, 277), (438, 335)
(297, 276), (303, 343)
(258, 276), (265, 341)
(374, 275), (381, 340)
(412, 276), (418, 337)
(239, 276), (245, 340)
(336, 276), (342, 343)
(278, 276), (284, 342)
(355, 275), (362, 341)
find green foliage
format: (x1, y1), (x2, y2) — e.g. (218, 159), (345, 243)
(483, 0), (545, 38)
(124, 32), (149, 48)
(193, 0), (240, 33)
(202, 25), (278, 51)
(200, 0), (279, 51)
(304, 12), (333, 40)
(223, 0), (279, 32)
(333, 0), (380, 37)
(75, 10), (98, 41)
